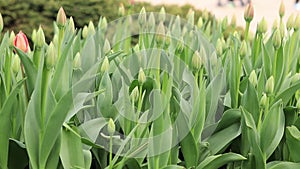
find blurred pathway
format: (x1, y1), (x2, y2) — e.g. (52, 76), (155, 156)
(136, 0), (300, 33)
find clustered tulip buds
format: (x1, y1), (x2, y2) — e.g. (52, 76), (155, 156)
(14, 31), (29, 53)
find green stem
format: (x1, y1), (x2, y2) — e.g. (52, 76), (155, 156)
(245, 21), (250, 41)
(235, 59), (242, 108)
(109, 135), (113, 169)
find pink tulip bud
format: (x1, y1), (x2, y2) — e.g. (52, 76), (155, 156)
(244, 3), (254, 23)
(57, 7), (67, 27)
(14, 31), (29, 53)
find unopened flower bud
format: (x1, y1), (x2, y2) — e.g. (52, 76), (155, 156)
(187, 9), (195, 26)
(9, 31), (15, 47)
(101, 56), (110, 72)
(138, 67), (146, 84)
(272, 29), (281, 50)
(138, 7), (147, 26)
(197, 17), (203, 28)
(259, 93), (267, 108)
(31, 29), (37, 44)
(192, 50), (203, 70)
(107, 118), (115, 136)
(240, 40), (247, 59)
(118, 3), (125, 16)
(279, 1), (285, 18)
(156, 21), (165, 44)
(57, 7), (67, 27)
(159, 7), (166, 22)
(88, 21), (95, 36)
(287, 14), (294, 30)
(202, 10), (209, 21)
(216, 38), (223, 56)
(73, 52), (81, 70)
(249, 70), (257, 87)
(82, 25), (88, 38)
(68, 17), (75, 33)
(46, 42), (56, 69)
(130, 86), (139, 102)
(265, 76), (274, 95)
(257, 17), (268, 34)
(14, 31), (29, 53)
(272, 19), (279, 31)
(12, 54), (20, 74)
(244, 3), (254, 23)
(0, 13), (3, 33)
(36, 26), (45, 48)
(103, 39), (111, 54)
(148, 12), (155, 29)
(99, 17), (107, 31)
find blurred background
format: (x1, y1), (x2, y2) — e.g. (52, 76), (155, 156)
(0, 0), (299, 42)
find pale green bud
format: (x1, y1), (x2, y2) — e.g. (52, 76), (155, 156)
(240, 40), (247, 59)
(272, 19), (279, 31)
(138, 7), (147, 26)
(216, 38), (223, 56)
(12, 54), (20, 74)
(259, 93), (267, 108)
(279, 1), (285, 18)
(46, 42), (56, 69)
(36, 26), (45, 48)
(73, 52), (81, 70)
(68, 16), (75, 33)
(103, 39), (111, 54)
(202, 10), (209, 21)
(156, 21), (165, 44)
(197, 17), (203, 29)
(107, 118), (115, 136)
(101, 56), (110, 73)
(0, 13), (3, 33)
(249, 70), (258, 87)
(130, 86), (139, 102)
(82, 25), (88, 39)
(222, 16), (228, 31)
(187, 9), (195, 26)
(192, 50), (202, 70)
(286, 14), (295, 30)
(257, 17), (268, 34)
(138, 67), (146, 84)
(118, 3), (125, 16)
(265, 76), (274, 95)
(88, 21), (96, 36)
(100, 17), (107, 31)
(159, 7), (166, 22)
(9, 31), (15, 47)
(148, 12), (155, 29)
(272, 29), (281, 50)
(31, 29), (37, 44)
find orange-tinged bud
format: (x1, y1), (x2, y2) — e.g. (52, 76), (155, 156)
(14, 31), (29, 53)
(57, 7), (66, 27)
(244, 3), (254, 23)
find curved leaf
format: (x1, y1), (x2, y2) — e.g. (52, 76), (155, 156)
(197, 153), (246, 169)
(267, 161), (300, 169)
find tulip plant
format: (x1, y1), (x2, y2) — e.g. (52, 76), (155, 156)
(0, 2), (300, 169)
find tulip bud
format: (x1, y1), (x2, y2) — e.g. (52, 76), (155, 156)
(272, 19), (279, 31)
(159, 7), (166, 22)
(249, 70), (258, 87)
(31, 29), (37, 44)
(138, 7), (147, 26)
(88, 21), (95, 36)
(244, 3), (254, 23)
(279, 1), (285, 18)
(222, 16), (228, 31)
(107, 118), (115, 136)
(68, 17), (75, 33)
(0, 13), (3, 33)
(118, 3), (125, 16)
(265, 76), (274, 96)
(73, 52), (81, 70)
(231, 14), (237, 27)
(202, 10), (209, 21)
(101, 56), (110, 73)
(291, 73), (300, 84)
(148, 12), (155, 29)
(57, 7), (67, 27)
(287, 14), (294, 31)
(99, 17), (107, 32)
(257, 17), (268, 34)
(82, 25), (88, 38)
(197, 17), (203, 29)
(9, 31), (15, 47)
(187, 9), (195, 27)
(192, 50), (202, 70)
(36, 26), (45, 48)
(138, 67), (146, 84)
(130, 86), (139, 102)
(103, 39), (111, 54)
(12, 54), (20, 74)
(14, 31), (29, 53)
(272, 29), (281, 50)
(294, 14), (300, 31)
(156, 21), (165, 44)
(216, 38), (223, 56)
(259, 93), (267, 108)
(240, 40), (247, 59)
(46, 42), (56, 69)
